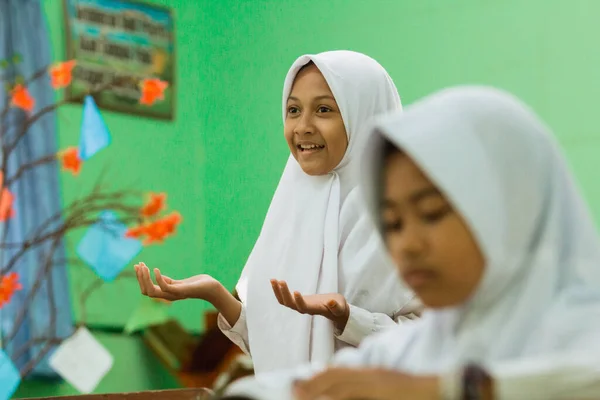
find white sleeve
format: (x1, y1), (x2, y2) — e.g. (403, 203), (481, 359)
(335, 298), (421, 347)
(439, 352), (600, 400)
(491, 353), (600, 400)
(217, 303), (251, 355)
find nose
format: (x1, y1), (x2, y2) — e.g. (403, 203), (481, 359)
(388, 223), (427, 262)
(293, 112), (315, 136)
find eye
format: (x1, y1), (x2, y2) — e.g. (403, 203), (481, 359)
(317, 106), (332, 113)
(420, 207), (451, 224)
(287, 106), (300, 115)
(382, 218), (403, 232)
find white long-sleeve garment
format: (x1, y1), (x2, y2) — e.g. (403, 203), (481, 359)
(225, 86), (600, 399)
(227, 51), (416, 375)
(218, 298), (421, 355)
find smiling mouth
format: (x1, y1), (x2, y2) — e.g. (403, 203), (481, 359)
(297, 143), (325, 153)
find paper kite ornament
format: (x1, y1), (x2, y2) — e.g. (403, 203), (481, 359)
(76, 210), (142, 282)
(0, 349), (21, 400)
(79, 96), (111, 161)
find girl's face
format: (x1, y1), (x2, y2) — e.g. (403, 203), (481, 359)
(284, 64), (348, 176)
(381, 149), (485, 308)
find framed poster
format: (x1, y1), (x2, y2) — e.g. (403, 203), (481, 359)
(63, 0), (175, 120)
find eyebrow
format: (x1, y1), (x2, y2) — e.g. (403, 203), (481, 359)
(287, 95), (336, 103)
(409, 187), (443, 203)
(381, 187), (444, 208)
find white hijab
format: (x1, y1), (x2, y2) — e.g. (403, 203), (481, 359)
(237, 50), (412, 374)
(359, 86), (600, 373)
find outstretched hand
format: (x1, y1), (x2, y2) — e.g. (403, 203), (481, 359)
(134, 262), (222, 302)
(271, 279), (350, 331)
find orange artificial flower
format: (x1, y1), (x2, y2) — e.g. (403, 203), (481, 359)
(139, 78), (168, 106)
(0, 172), (15, 221)
(58, 147), (82, 175)
(49, 60), (77, 89)
(11, 84), (35, 112)
(125, 225), (146, 239)
(140, 192), (166, 217)
(125, 211), (182, 245)
(160, 211), (182, 235)
(0, 272), (23, 308)
(0, 189), (15, 221)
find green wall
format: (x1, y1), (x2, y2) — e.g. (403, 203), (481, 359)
(18, 0), (600, 396)
(51, 0), (600, 334)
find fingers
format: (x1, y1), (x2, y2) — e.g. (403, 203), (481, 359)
(134, 263), (174, 300)
(271, 279), (284, 304)
(134, 263), (146, 295)
(278, 281), (296, 307)
(271, 280), (304, 313)
(294, 291), (310, 313)
(326, 299), (346, 317)
(155, 268), (181, 296)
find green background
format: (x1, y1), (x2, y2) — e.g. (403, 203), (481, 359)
(16, 0), (600, 396)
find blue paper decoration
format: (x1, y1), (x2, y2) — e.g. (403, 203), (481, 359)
(0, 350), (20, 400)
(76, 210), (142, 282)
(79, 95), (111, 161)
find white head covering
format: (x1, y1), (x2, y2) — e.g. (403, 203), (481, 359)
(359, 86), (600, 373)
(237, 50), (412, 374)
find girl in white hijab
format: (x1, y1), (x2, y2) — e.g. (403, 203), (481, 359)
(224, 86), (600, 399)
(134, 50), (418, 375)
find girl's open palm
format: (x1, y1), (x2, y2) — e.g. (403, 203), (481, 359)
(271, 279), (350, 330)
(134, 262), (221, 302)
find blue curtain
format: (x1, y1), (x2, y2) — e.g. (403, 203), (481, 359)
(0, 0), (73, 377)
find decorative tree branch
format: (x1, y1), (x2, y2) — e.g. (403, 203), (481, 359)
(0, 54), (175, 382)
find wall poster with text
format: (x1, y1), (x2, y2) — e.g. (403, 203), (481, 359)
(63, 0), (175, 120)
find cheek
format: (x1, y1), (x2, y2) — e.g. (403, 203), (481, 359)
(431, 218), (484, 288)
(324, 125), (348, 162)
(283, 126), (296, 153)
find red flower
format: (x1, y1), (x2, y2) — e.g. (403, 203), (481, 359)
(0, 172), (15, 221)
(125, 211), (182, 245)
(11, 84), (35, 112)
(139, 78), (168, 106)
(140, 192), (166, 217)
(49, 60), (77, 89)
(0, 272), (23, 308)
(0, 189), (15, 221)
(59, 147), (82, 175)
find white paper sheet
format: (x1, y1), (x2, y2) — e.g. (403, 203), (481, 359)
(49, 327), (113, 394)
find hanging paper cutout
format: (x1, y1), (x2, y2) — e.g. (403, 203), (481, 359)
(79, 96), (111, 161)
(49, 327), (113, 394)
(76, 211), (142, 282)
(0, 349), (20, 400)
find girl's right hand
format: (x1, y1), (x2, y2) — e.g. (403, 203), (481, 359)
(134, 262), (223, 303)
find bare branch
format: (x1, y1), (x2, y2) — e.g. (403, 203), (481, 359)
(5, 153), (57, 187)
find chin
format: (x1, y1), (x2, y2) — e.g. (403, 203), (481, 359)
(417, 292), (462, 309)
(298, 162), (329, 176)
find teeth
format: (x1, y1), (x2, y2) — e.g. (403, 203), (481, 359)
(299, 144), (323, 150)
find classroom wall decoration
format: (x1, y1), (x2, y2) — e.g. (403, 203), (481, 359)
(0, 50), (177, 397)
(63, 0), (175, 120)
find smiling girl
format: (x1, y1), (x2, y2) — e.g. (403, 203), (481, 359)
(134, 51), (419, 375)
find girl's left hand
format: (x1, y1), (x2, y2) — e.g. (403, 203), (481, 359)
(293, 367), (440, 400)
(271, 279), (350, 331)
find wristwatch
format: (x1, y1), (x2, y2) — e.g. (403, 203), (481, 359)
(462, 363), (494, 400)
